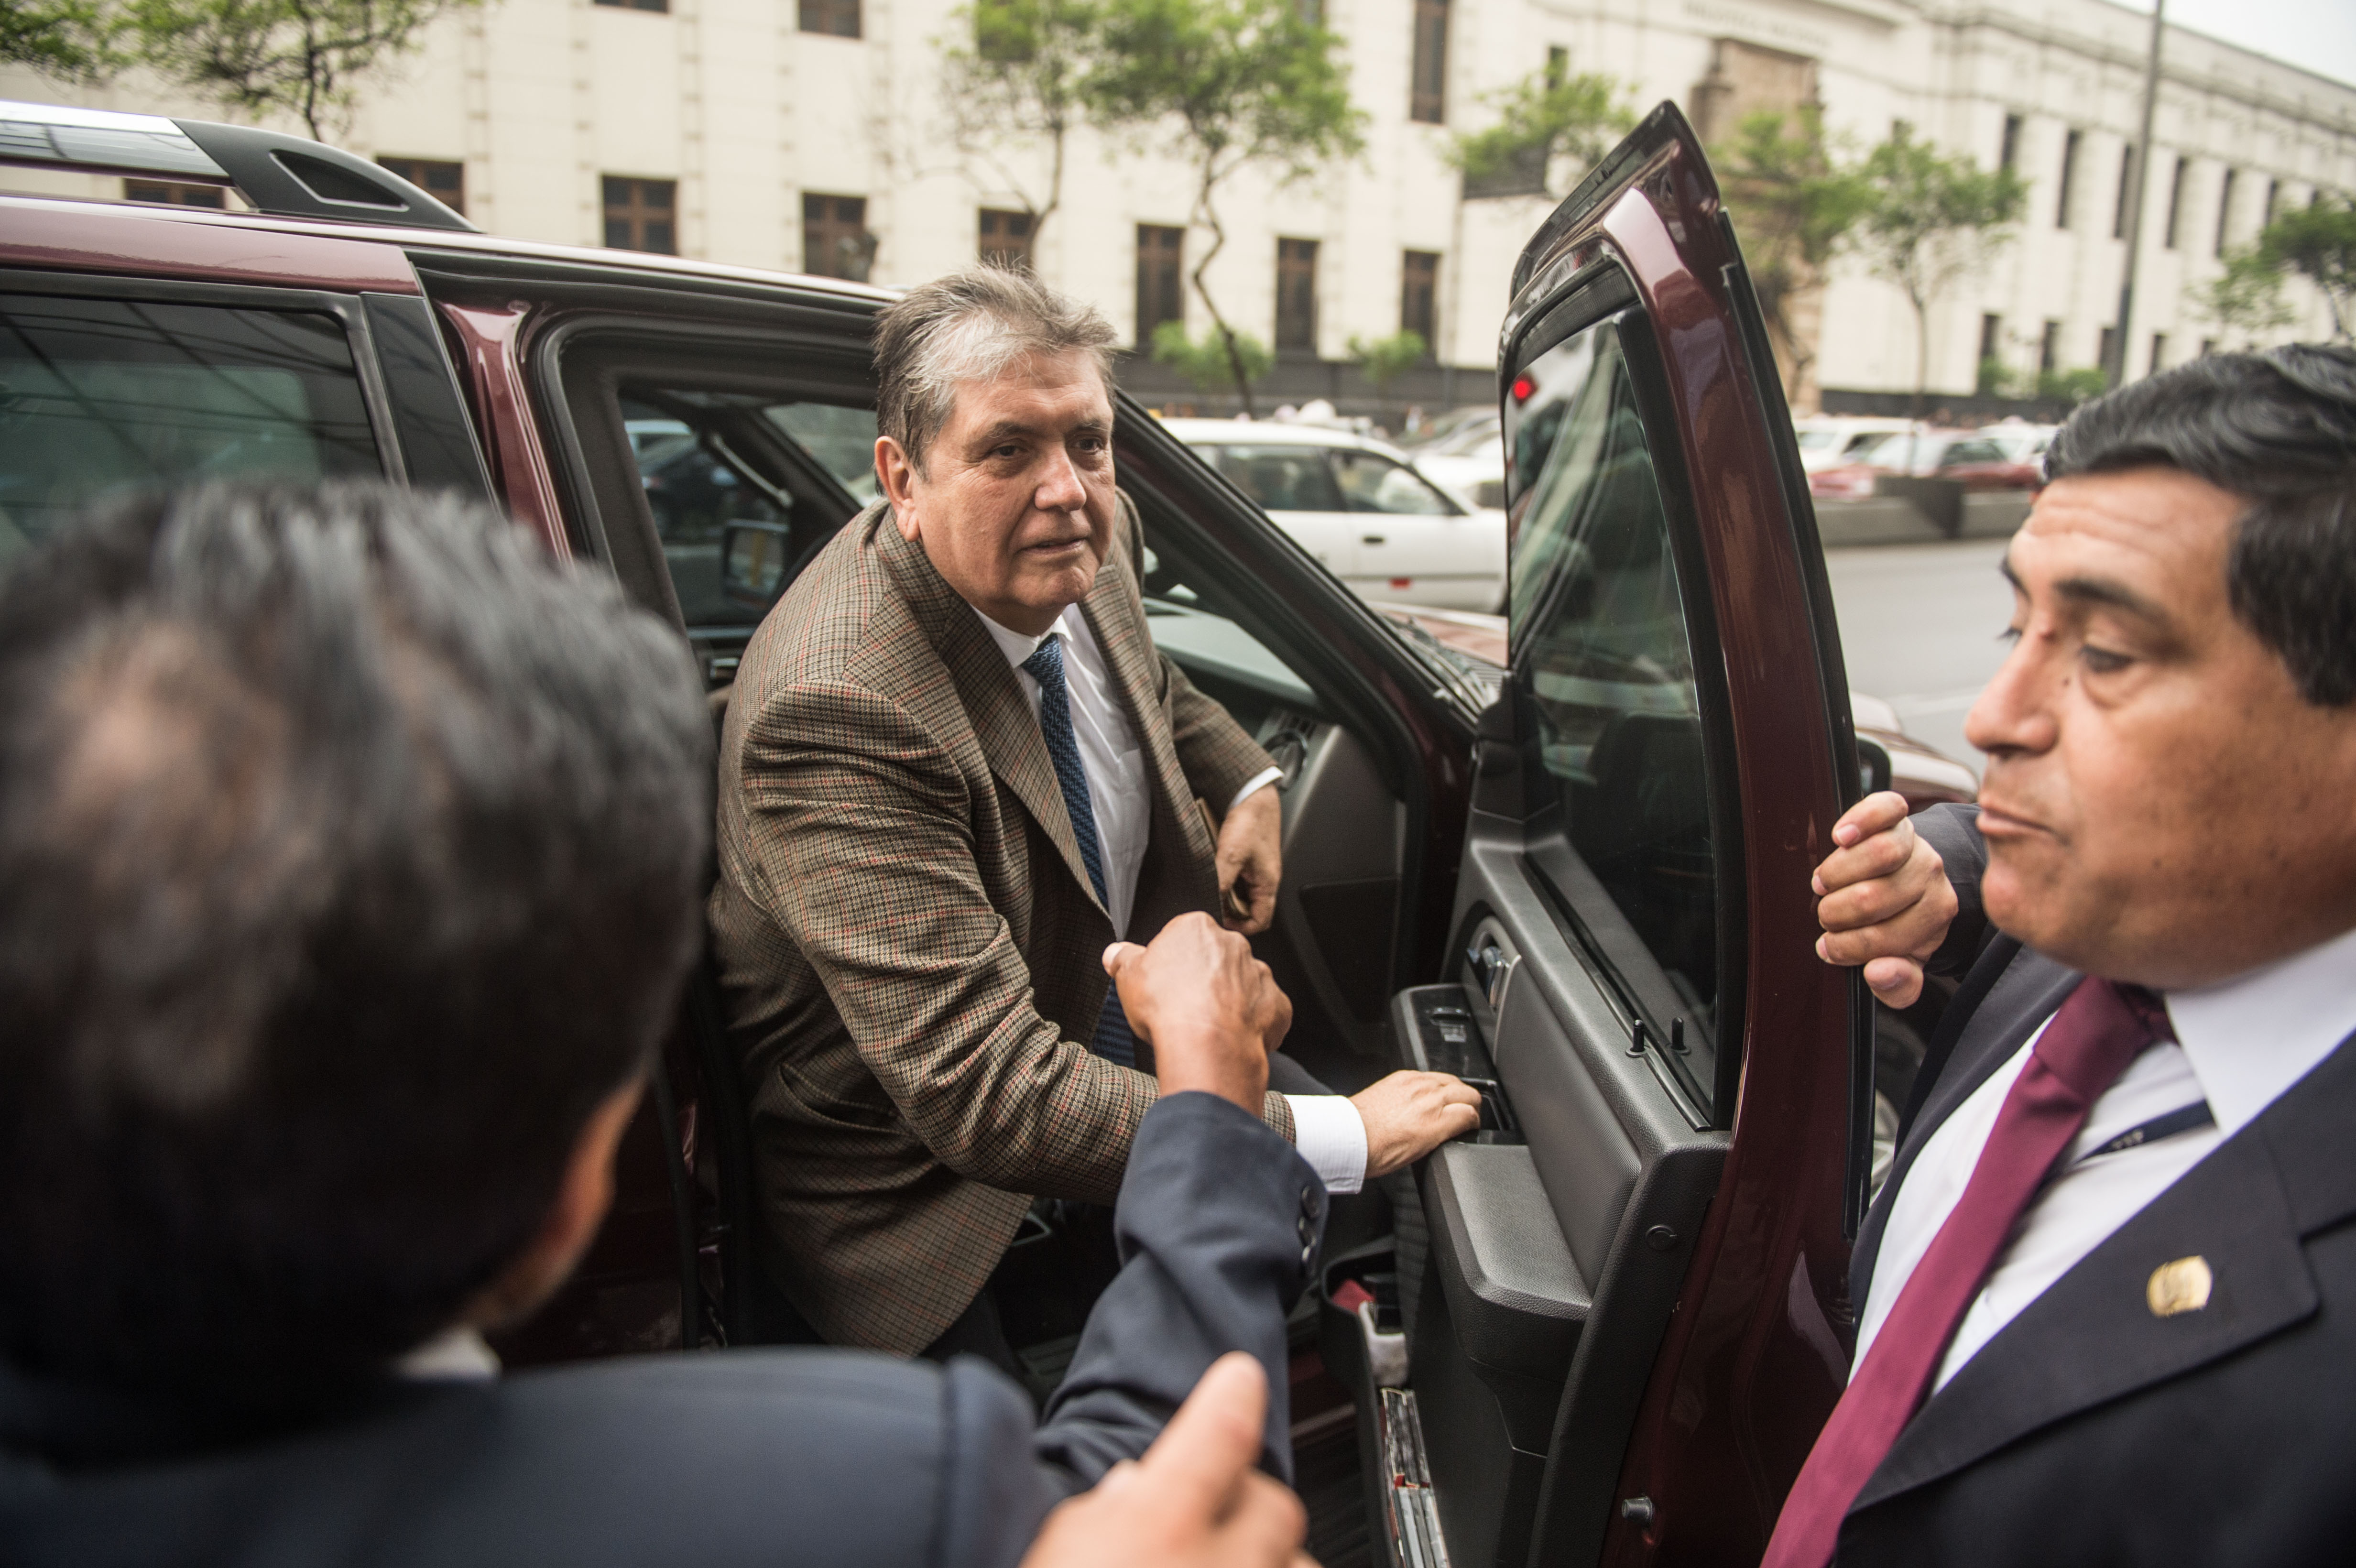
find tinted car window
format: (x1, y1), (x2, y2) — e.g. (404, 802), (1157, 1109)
(1511, 316), (1722, 1105)
(1331, 448), (1456, 515)
(1206, 444), (1346, 512)
(0, 294), (380, 564)
(766, 402), (880, 503)
(620, 395), (877, 636)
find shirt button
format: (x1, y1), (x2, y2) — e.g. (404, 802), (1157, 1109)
(1300, 1187), (1320, 1220)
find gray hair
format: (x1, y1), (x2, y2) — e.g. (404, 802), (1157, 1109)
(873, 263), (1118, 475)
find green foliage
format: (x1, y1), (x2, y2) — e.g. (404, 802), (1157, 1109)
(1976, 356), (2022, 398)
(1444, 68), (1630, 199)
(1713, 107), (1872, 398)
(1849, 127), (2029, 414)
(2196, 244), (2298, 342)
(125, 0), (486, 140)
(940, 0), (1102, 243)
(2255, 194), (2356, 342)
(1348, 330), (1425, 391)
(1085, 0), (1364, 413)
(1, 0), (122, 80)
(2034, 367), (2109, 405)
(1152, 318), (1268, 397)
(1085, 0), (1363, 182)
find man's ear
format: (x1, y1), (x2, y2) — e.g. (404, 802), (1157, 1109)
(875, 436), (923, 542)
(463, 1078), (644, 1334)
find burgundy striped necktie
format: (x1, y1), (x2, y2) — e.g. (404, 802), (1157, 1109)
(1761, 977), (2171, 1568)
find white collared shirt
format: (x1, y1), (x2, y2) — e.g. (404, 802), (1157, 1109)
(1858, 922), (2356, 1392)
(976, 604), (1365, 1191)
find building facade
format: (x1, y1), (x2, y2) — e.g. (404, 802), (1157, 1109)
(4, 0), (2351, 414)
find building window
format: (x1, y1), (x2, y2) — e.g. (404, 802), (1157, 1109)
(2200, 337), (2217, 358)
(1545, 45), (1567, 87)
(800, 0), (860, 36)
(2055, 129), (2081, 229)
(2264, 177), (2281, 229)
(595, 0), (669, 11)
(2096, 325), (2118, 375)
(1135, 225), (1185, 347)
(979, 208), (1034, 269)
(1275, 238), (1319, 353)
(1401, 250), (1439, 346)
(603, 176), (676, 253)
(1998, 113), (2021, 173)
(2214, 167), (2236, 256)
(124, 179), (226, 209)
(2113, 144), (2136, 239)
(2039, 320), (2061, 374)
(378, 157), (464, 216)
(804, 193), (875, 281)
(1409, 0), (1448, 124)
(2162, 155), (2186, 249)
(2149, 332), (2168, 376)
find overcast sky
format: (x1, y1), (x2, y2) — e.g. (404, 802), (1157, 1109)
(2112, 0), (2356, 92)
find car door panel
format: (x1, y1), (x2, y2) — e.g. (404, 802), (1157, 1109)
(1384, 102), (1862, 1568)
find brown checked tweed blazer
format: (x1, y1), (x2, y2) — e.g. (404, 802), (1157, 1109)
(709, 491), (1285, 1355)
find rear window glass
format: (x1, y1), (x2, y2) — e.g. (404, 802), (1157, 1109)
(0, 295), (380, 566)
(1205, 444), (1345, 513)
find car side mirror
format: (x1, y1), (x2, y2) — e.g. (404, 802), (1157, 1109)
(1856, 734), (1895, 797)
(720, 520), (794, 610)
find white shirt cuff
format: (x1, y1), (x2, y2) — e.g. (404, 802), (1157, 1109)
(1228, 767), (1284, 816)
(1284, 1093), (1368, 1194)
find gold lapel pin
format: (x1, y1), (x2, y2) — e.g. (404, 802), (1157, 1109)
(2147, 1255), (2214, 1318)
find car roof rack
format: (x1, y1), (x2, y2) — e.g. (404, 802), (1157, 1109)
(0, 98), (476, 233)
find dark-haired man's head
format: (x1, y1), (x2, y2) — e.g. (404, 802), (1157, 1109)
(1967, 345), (2356, 988)
(0, 483), (710, 1414)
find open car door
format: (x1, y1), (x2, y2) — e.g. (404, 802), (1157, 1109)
(1357, 103), (1874, 1568)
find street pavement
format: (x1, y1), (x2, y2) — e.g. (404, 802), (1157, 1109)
(1825, 536), (2017, 781)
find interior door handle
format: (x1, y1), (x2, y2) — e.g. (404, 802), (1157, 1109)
(1362, 534), (1386, 544)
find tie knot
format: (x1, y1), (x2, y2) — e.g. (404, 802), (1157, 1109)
(2112, 980), (2175, 1045)
(1021, 634), (1066, 687)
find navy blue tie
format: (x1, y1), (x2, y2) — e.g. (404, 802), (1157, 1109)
(1021, 634), (1138, 1069)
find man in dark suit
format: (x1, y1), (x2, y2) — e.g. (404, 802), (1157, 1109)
(710, 265), (1476, 1361)
(0, 482), (1322, 1568)
(1777, 345), (2356, 1565)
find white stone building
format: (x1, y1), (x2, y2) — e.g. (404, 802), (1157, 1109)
(3, 0), (2350, 412)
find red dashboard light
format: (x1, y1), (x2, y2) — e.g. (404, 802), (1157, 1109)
(1510, 375), (1535, 402)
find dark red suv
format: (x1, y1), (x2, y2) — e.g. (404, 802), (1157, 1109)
(1, 98), (1888, 1568)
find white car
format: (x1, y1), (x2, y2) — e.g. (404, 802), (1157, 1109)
(1402, 410), (1505, 510)
(1791, 415), (1915, 473)
(1161, 418), (1508, 612)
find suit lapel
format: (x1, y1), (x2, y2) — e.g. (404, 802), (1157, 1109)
(1856, 1028), (2356, 1513)
(1851, 945), (2083, 1306)
(873, 506), (1105, 919)
(1855, 1132), (2316, 1509)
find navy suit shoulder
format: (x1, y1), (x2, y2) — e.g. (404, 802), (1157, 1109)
(1837, 1030), (2356, 1567)
(0, 1092), (1326, 1568)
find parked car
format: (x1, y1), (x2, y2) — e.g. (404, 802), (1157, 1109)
(2, 95), (1911, 1568)
(1789, 414), (1914, 473)
(1399, 407), (1505, 509)
(1160, 417), (1508, 611)
(1808, 427), (1976, 498)
(1933, 424), (2056, 491)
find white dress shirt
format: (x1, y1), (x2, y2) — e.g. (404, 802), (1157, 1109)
(1857, 922), (2356, 1393)
(977, 604), (1365, 1191)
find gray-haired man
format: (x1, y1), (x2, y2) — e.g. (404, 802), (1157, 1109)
(709, 266), (1478, 1367)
